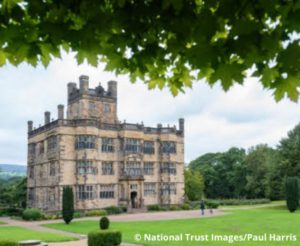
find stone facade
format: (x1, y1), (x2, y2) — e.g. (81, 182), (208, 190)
(27, 75), (185, 212)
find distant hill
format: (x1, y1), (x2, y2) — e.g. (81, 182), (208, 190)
(0, 164), (26, 179)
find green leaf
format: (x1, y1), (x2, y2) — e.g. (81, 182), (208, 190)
(86, 53), (98, 67)
(198, 67), (214, 80)
(0, 50), (6, 66)
(210, 63), (244, 90)
(2, 0), (21, 12)
(148, 79), (157, 89)
(170, 83), (179, 96)
(39, 43), (52, 67)
(117, 0), (126, 7)
(261, 67), (279, 87)
(273, 75), (300, 102)
(170, 0), (183, 12)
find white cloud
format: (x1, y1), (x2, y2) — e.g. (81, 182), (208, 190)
(0, 52), (299, 164)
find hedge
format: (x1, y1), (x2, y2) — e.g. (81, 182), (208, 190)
(188, 199), (270, 208)
(88, 230), (122, 246)
(0, 208), (23, 217)
(181, 203), (190, 210)
(147, 204), (161, 211)
(104, 206), (123, 215)
(86, 210), (108, 217)
(22, 208), (43, 221)
(212, 199), (271, 206)
(0, 240), (18, 246)
(206, 201), (219, 208)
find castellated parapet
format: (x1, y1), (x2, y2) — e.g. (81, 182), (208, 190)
(27, 75), (185, 213)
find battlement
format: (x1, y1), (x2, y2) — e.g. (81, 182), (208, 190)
(67, 75), (117, 104)
(27, 75), (184, 138)
(28, 119), (184, 138)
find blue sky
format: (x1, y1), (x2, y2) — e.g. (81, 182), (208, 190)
(0, 52), (300, 165)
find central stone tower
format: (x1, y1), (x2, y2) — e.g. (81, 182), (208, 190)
(67, 75), (118, 124)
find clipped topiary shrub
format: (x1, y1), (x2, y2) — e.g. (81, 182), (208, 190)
(86, 209), (108, 217)
(88, 230), (121, 246)
(285, 176), (299, 213)
(147, 204), (161, 211)
(62, 186), (74, 224)
(99, 216), (110, 230)
(0, 240), (18, 246)
(22, 208), (43, 221)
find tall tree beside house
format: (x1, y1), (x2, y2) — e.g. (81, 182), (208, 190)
(184, 169), (204, 201)
(285, 177), (299, 213)
(62, 186), (74, 224)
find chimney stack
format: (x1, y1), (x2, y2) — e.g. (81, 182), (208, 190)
(45, 111), (50, 125)
(79, 75), (89, 94)
(67, 82), (77, 96)
(179, 118), (184, 135)
(108, 80), (117, 98)
(58, 104), (64, 119)
(27, 121), (33, 132)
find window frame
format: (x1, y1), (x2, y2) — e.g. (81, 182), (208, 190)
(102, 162), (114, 175)
(75, 135), (96, 149)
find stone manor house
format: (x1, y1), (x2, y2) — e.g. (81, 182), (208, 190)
(27, 75), (185, 212)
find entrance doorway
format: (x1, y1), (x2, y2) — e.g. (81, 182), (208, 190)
(130, 191), (137, 208)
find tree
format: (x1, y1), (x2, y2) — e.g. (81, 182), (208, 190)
(218, 147), (246, 198)
(265, 151), (285, 201)
(189, 147), (246, 199)
(189, 152), (222, 198)
(1, 1), (300, 100)
(285, 177), (299, 213)
(62, 186), (74, 224)
(184, 169), (204, 201)
(278, 123), (300, 178)
(244, 144), (274, 199)
(0, 176), (26, 209)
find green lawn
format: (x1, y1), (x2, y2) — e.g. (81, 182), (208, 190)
(0, 221), (5, 225)
(44, 205), (300, 246)
(0, 226), (77, 242)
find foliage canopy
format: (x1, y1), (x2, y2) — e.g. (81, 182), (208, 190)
(184, 168), (204, 201)
(1, 0), (300, 100)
